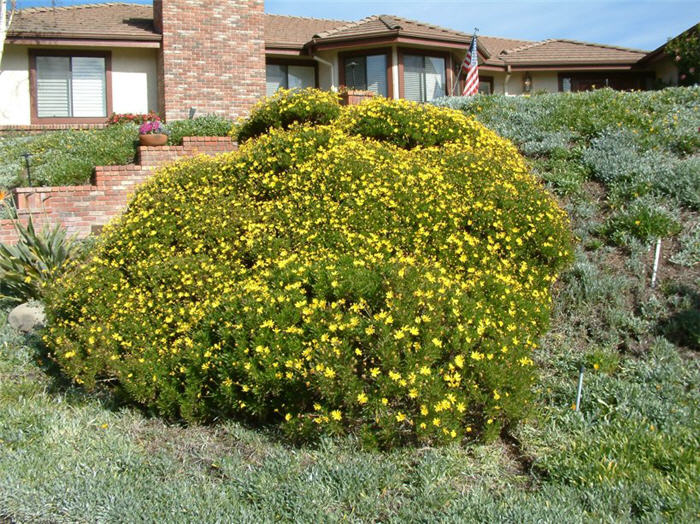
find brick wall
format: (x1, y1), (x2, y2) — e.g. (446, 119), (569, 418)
(0, 137), (236, 245)
(155, 0), (266, 122)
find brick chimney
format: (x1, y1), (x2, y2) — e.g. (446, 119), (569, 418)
(154, 0), (266, 121)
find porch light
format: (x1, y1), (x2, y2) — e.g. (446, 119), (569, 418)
(348, 60), (359, 87)
(523, 73), (532, 93)
(22, 152), (33, 186)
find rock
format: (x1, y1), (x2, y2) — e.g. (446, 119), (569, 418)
(8, 302), (46, 333)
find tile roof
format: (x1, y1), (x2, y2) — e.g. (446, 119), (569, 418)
(7, 3), (650, 67)
(499, 39), (648, 66)
(8, 3), (159, 41)
(265, 14), (347, 49)
(312, 14), (473, 46)
(478, 35), (536, 66)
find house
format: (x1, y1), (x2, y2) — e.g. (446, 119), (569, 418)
(637, 23), (699, 87)
(0, 1), (680, 130)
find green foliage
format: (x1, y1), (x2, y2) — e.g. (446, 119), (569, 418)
(0, 125), (138, 189)
(338, 97), (480, 149)
(2, 304), (699, 521)
(434, 87), (700, 155)
(603, 198), (682, 245)
(0, 216), (81, 302)
(234, 88), (342, 143)
(1, 89), (699, 521)
(665, 24), (700, 86)
(670, 221), (700, 267)
(167, 115), (234, 145)
(45, 97), (574, 448)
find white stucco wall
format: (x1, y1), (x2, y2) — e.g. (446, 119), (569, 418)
(653, 56), (679, 86)
(314, 49), (337, 91)
(111, 48), (159, 114)
(504, 71), (560, 95)
(0, 45), (158, 126)
(531, 72), (559, 93)
(0, 45), (31, 125)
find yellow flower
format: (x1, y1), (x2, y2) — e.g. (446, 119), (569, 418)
(357, 392), (368, 404)
(331, 410), (342, 421)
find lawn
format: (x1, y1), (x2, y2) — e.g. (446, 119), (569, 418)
(1, 87), (699, 522)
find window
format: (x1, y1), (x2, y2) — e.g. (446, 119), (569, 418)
(34, 54), (107, 119)
(341, 53), (388, 97)
(403, 54), (446, 102)
(266, 64), (315, 96)
(478, 76), (494, 95)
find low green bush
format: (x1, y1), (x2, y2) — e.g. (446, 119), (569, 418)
(46, 95), (573, 448)
(234, 88), (341, 143)
(603, 197), (682, 245)
(0, 125), (138, 189)
(167, 115), (234, 145)
(670, 221), (700, 267)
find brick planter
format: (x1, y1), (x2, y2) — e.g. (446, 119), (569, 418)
(340, 91), (375, 106)
(0, 136), (237, 245)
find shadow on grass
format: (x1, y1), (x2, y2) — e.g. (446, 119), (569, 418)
(658, 283), (700, 351)
(21, 330), (134, 414)
(16, 327), (297, 448)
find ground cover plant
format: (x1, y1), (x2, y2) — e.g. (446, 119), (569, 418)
(0, 115), (235, 190)
(1, 87), (698, 521)
(44, 92), (574, 447)
(0, 124), (138, 188)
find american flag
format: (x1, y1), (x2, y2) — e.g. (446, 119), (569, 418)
(462, 34), (480, 96)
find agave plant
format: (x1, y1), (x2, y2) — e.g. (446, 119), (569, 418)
(0, 214), (81, 302)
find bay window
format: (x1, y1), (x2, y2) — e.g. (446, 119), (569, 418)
(266, 63), (316, 96)
(31, 52), (109, 121)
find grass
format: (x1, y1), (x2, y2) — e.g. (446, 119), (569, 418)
(1, 87), (699, 521)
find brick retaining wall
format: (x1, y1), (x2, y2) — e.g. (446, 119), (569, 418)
(0, 136), (236, 245)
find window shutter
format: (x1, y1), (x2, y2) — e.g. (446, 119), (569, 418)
(266, 64), (287, 96)
(36, 56), (71, 118)
(403, 55), (424, 102)
(71, 57), (106, 117)
(287, 66), (315, 89)
(424, 57), (445, 101)
(366, 55), (387, 96)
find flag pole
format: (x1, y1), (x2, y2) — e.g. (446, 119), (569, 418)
(452, 27), (478, 96)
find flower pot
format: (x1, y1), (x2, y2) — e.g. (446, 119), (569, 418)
(340, 91), (375, 106)
(139, 133), (168, 146)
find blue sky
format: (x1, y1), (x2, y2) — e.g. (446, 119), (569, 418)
(14, 0), (700, 51)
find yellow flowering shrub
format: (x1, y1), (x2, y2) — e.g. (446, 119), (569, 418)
(234, 87), (341, 143)
(45, 94), (573, 448)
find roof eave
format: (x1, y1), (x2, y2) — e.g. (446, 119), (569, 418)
(506, 62), (645, 71)
(7, 30), (161, 42)
(308, 31), (489, 56)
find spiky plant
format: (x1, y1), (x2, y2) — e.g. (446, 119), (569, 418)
(0, 214), (80, 302)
